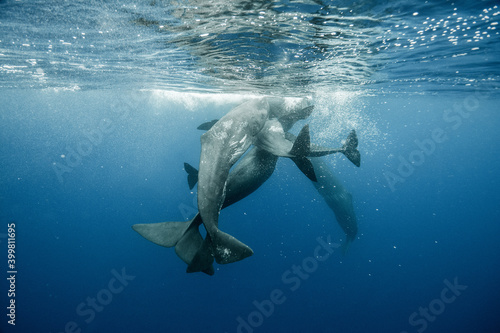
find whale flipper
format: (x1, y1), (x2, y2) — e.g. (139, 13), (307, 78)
(255, 123), (318, 181)
(184, 162), (199, 189)
(197, 119), (219, 130)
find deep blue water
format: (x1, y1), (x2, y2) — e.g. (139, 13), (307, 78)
(1, 1), (500, 333)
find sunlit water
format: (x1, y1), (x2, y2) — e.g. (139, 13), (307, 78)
(1, 0), (499, 94)
(1, 1), (500, 333)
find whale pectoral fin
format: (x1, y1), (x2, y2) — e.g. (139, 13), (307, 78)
(132, 221), (190, 248)
(211, 230), (253, 264)
(187, 234), (215, 275)
(184, 162), (199, 189)
(197, 119), (219, 131)
(342, 130), (361, 167)
(291, 156), (317, 182)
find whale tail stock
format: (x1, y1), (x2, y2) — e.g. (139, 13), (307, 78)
(306, 130), (361, 167)
(286, 127), (361, 182)
(132, 216), (215, 276)
(181, 166), (253, 267)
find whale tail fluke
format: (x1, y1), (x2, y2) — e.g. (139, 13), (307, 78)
(211, 230), (254, 264)
(132, 216), (215, 276)
(305, 130), (360, 167)
(132, 221), (190, 248)
(342, 130), (361, 167)
(187, 235), (215, 274)
(341, 235), (356, 255)
(172, 218), (215, 276)
(184, 162), (199, 189)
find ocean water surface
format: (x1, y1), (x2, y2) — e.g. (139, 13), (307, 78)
(1, 1), (500, 333)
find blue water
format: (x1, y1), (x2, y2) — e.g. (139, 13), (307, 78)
(1, 1), (500, 333)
